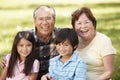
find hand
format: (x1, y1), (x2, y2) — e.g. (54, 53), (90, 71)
(49, 77), (54, 80)
(41, 73), (51, 80)
(1, 56), (6, 69)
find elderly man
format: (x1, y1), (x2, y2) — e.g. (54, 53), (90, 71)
(31, 5), (59, 79)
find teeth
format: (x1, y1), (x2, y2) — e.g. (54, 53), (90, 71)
(42, 26), (49, 30)
(81, 30), (87, 33)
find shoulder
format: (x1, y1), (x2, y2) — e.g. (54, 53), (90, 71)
(33, 59), (40, 65)
(96, 32), (116, 55)
(5, 54), (11, 59)
(50, 55), (60, 62)
(92, 32), (112, 46)
(96, 32), (111, 41)
(5, 54), (11, 67)
(74, 52), (86, 68)
(25, 29), (35, 33)
(73, 52), (85, 63)
(5, 54), (11, 62)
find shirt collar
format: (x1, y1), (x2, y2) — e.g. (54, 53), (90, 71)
(33, 28), (56, 44)
(56, 51), (77, 62)
(17, 59), (25, 65)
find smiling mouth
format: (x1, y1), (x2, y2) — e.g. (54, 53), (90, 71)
(80, 29), (88, 34)
(41, 26), (49, 31)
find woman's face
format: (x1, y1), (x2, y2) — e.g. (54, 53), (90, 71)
(74, 13), (96, 40)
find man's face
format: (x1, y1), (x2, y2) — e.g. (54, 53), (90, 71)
(34, 7), (55, 37)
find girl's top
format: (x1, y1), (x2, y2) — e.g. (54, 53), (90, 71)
(5, 54), (40, 80)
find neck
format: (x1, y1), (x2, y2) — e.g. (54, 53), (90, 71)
(37, 33), (51, 42)
(60, 55), (71, 63)
(19, 56), (25, 62)
(78, 32), (96, 49)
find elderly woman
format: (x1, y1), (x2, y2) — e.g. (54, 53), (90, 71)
(71, 7), (116, 80)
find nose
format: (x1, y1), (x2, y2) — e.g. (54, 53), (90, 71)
(42, 19), (48, 24)
(59, 45), (64, 50)
(81, 23), (86, 28)
(22, 45), (27, 51)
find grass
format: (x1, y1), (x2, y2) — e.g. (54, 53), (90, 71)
(0, 0), (120, 79)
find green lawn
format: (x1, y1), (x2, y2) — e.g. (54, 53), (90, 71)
(0, 0), (120, 79)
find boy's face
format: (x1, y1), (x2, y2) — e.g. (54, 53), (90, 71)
(56, 39), (73, 57)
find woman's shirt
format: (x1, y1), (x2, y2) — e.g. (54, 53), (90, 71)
(5, 54), (40, 80)
(49, 52), (86, 80)
(77, 32), (116, 80)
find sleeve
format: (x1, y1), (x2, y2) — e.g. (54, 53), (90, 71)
(5, 54), (11, 67)
(31, 59), (40, 73)
(49, 59), (54, 77)
(74, 60), (86, 80)
(100, 36), (116, 57)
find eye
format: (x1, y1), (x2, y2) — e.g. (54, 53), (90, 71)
(18, 44), (23, 47)
(77, 22), (81, 25)
(38, 17), (43, 20)
(27, 44), (32, 47)
(85, 21), (89, 23)
(46, 17), (52, 20)
(58, 43), (62, 46)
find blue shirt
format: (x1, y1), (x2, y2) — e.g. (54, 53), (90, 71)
(49, 51), (86, 80)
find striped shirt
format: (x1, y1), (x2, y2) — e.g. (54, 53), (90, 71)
(49, 51), (86, 80)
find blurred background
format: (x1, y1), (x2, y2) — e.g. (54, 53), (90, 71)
(0, 0), (120, 79)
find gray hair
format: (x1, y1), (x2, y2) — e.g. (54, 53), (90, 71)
(33, 5), (56, 19)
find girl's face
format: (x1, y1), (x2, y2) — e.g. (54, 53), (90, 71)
(56, 40), (73, 57)
(74, 13), (96, 40)
(17, 38), (32, 61)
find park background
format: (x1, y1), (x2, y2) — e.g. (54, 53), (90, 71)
(0, 0), (120, 79)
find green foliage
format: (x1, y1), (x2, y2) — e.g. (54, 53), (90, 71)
(0, 0), (120, 79)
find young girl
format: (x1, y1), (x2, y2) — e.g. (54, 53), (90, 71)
(1, 31), (40, 80)
(48, 28), (86, 80)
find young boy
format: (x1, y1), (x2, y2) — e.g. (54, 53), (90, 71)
(49, 28), (86, 80)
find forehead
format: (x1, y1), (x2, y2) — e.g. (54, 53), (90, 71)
(18, 38), (31, 44)
(35, 7), (53, 17)
(78, 13), (89, 21)
(60, 39), (71, 44)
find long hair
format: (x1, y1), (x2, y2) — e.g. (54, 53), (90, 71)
(7, 31), (36, 77)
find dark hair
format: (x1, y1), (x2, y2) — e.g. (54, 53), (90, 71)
(33, 5), (56, 20)
(71, 7), (96, 29)
(56, 28), (78, 51)
(7, 31), (36, 77)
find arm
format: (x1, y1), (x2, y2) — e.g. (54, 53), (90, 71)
(29, 59), (40, 80)
(41, 73), (54, 80)
(29, 72), (38, 80)
(96, 54), (115, 80)
(1, 66), (7, 80)
(1, 55), (7, 69)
